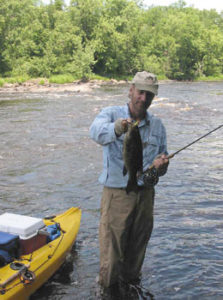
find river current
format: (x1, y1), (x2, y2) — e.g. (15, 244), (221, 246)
(0, 81), (222, 299)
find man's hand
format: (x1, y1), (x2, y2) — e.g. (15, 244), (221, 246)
(114, 118), (132, 136)
(153, 153), (169, 176)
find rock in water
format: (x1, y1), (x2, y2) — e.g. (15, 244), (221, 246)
(123, 121), (143, 194)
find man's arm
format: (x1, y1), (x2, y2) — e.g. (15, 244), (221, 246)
(143, 121), (169, 187)
(154, 122), (169, 176)
(90, 107), (128, 145)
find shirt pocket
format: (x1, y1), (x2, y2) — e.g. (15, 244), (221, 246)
(143, 135), (160, 161)
(110, 135), (124, 159)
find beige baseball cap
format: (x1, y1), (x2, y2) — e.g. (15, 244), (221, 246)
(131, 71), (158, 95)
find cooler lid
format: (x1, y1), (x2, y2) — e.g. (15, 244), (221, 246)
(0, 213), (44, 239)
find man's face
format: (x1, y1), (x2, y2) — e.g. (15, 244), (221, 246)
(129, 85), (155, 118)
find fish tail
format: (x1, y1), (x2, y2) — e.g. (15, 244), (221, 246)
(126, 179), (138, 194)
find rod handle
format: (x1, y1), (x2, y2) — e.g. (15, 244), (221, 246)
(167, 153), (175, 159)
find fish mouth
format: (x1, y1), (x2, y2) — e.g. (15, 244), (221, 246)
(133, 120), (140, 126)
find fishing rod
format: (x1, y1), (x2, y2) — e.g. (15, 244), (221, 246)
(167, 123), (223, 159)
(145, 123), (223, 172)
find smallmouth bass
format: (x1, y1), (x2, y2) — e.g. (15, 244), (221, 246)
(123, 121), (143, 194)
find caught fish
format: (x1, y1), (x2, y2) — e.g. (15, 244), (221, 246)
(123, 121), (143, 194)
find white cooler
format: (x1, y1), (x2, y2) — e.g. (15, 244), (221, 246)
(0, 213), (46, 254)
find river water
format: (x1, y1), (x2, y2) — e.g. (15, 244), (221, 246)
(0, 81), (222, 299)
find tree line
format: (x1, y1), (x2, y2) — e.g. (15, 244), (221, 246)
(0, 0), (223, 80)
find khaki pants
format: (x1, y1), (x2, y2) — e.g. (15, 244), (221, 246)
(99, 186), (154, 288)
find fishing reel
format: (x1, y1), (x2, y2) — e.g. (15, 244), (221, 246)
(143, 166), (159, 187)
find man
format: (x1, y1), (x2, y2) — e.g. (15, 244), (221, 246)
(90, 71), (169, 295)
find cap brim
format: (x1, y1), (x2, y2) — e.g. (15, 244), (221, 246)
(134, 83), (158, 95)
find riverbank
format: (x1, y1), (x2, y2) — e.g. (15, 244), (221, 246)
(0, 78), (130, 93)
(0, 76), (222, 94)
(0, 78), (177, 93)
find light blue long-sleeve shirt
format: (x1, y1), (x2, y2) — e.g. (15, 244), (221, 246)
(90, 103), (168, 188)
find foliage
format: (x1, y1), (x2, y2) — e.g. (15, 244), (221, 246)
(49, 74), (76, 84)
(0, 75), (30, 86)
(0, 0), (223, 80)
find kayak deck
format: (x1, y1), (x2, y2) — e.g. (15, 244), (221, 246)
(0, 207), (81, 300)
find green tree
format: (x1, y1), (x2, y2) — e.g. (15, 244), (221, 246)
(0, 0), (223, 80)
(0, 0), (37, 75)
(93, 0), (144, 76)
